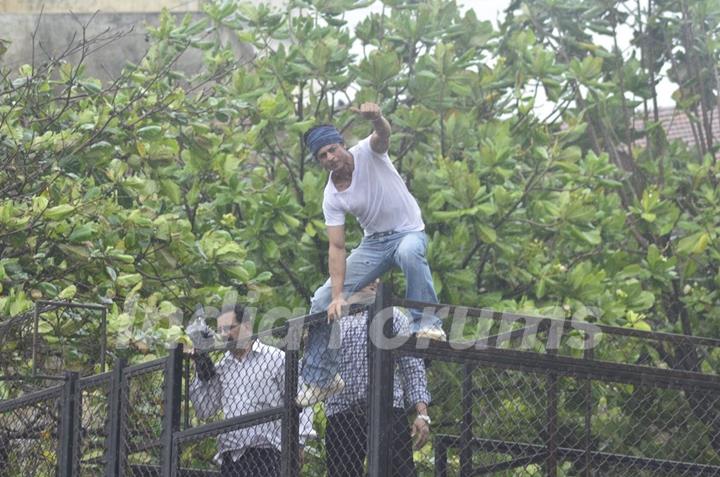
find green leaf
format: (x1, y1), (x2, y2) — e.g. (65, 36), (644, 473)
(44, 204), (76, 220)
(137, 125), (163, 139)
(282, 212), (301, 229)
(116, 273), (142, 288)
(273, 221), (289, 236)
(57, 285), (77, 300)
(225, 264), (250, 281)
(677, 231), (709, 255)
(160, 180), (182, 205)
(477, 224), (497, 244)
(68, 224), (95, 243)
(253, 271), (272, 282)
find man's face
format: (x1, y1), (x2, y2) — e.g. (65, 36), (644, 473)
(217, 311), (252, 351)
(316, 143), (352, 173)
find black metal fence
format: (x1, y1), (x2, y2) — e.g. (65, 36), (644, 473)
(0, 300), (108, 401)
(1, 284), (720, 476)
(384, 290), (720, 477)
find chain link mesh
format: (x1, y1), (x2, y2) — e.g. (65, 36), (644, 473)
(120, 360), (166, 476)
(0, 385), (63, 476)
(387, 319), (720, 477)
(2, 302), (720, 476)
(74, 373), (112, 476)
(0, 305), (58, 399)
(0, 303), (107, 400)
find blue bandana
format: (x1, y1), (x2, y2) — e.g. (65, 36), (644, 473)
(305, 125), (343, 158)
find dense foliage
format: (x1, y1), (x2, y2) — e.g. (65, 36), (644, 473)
(2, 0), (719, 355)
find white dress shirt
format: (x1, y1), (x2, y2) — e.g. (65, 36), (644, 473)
(189, 341), (315, 463)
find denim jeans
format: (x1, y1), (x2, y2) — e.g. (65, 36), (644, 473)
(301, 230), (441, 386)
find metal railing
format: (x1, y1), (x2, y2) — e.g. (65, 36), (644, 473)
(379, 291), (720, 476)
(0, 285), (719, 476)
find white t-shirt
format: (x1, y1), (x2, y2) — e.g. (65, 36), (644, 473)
(322, 136), (424, 236)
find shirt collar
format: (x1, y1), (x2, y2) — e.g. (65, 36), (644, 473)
(219, 340), (266, 366)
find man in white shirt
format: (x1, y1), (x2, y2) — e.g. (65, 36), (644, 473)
(189, 304), (315, 476)
(297, 102), (445, 406)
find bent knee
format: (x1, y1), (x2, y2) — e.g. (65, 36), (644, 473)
(396, 239), (426, 263)
(310, 284), (333, 311)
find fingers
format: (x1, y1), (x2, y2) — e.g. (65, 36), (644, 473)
(327, 300), (343, 322)
(412, 421), (430, 449)
(327, 296), (350, 322)
(350, 102), (381, 120)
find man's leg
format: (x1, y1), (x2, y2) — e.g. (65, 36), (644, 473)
(301, 282), (339, 388)
(247, 448), (280, 477)
(390, 409), (417, 477)
(393, 232), (443, 332)
(326, 410), (368, 477)
(301, 241), (392, 387)
(220, 448), (280, 477)
(220, 453), (236, 477)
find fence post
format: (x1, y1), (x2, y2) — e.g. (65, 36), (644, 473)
(460, 364), (476, 476)
(367, 281), (394, 477)
(161, 346), (183, 477)
(31, 306), (40, 376)
(100, 307), (108, 373)
(545, 320), (563, 477)
(583, 334), (595, 477)
(105, 358), (125, 477)
(281, 323), (302, 477)
(57, 371), (78, 477)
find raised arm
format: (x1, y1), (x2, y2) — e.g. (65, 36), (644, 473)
(352, 102), (391, 154)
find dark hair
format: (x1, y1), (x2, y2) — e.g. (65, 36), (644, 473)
(220, 303), (248, 325)
(303, 123), (344, 150)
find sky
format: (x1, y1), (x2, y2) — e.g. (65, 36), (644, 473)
(347, 0), (511, 26)
(346, 0), (675, 110)
(462, 0), (511, 23)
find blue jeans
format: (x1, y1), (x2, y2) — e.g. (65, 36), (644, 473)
(302, 231), (441, 386)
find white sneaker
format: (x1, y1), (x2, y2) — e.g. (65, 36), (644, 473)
(414, 328), (447, 342)
(295, 374), (345, 407)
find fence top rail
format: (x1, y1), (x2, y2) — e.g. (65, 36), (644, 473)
(0, 382), (65, 413)
(173, 407), (284, 445)
(124, 356), (168, 377)
(0, 373), (66, 382)
(35, 299), (108, 311)
(396, 298), (720, 348)
(395, 339), (720, 391)
(78, 370), (113, 388)
(0, 303), (57, 333)
(268, 303), (369, 331)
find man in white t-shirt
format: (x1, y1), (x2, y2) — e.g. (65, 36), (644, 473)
(296, 102), (446, 406)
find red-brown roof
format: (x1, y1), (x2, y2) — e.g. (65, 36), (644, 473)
(634, 107), (720, 150)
